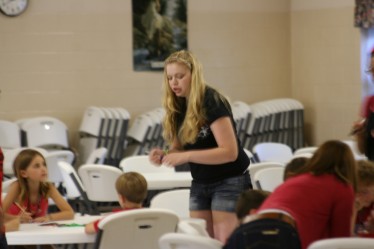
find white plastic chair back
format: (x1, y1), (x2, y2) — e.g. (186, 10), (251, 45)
(248, 162), (284, 189)
(78, 164), (122, 202)
(253, 142), (293, 164)
(293, 146), (317, 156)
(96, 208), (179, 249)
(307, 238), (374, 249)
(45, 150), (75, 184)
(253, 167), (285, 192)
(150, 189), (190, 219)
(79, 106), (106, 137)
(85, 147), (108, 164)
(20, 116), (69, 149)
(159, 233), (223, 249)
(127, 114), (154, 143)
(119, 155), (174, 173)
(58, 161), (86, 199)
(0, 120), (21, 149)
(177, 219), (209, 237)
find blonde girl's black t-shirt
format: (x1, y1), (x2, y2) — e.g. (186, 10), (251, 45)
(179, 87), (250, 184)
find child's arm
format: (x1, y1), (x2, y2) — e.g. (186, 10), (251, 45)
(4, 216), (20, 232)
(33, 184), (74, 223)
(3, 182), (33, 223)
(84, 221), (97, 234)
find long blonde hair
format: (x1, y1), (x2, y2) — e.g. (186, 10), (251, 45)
(162, 50), (207, 145)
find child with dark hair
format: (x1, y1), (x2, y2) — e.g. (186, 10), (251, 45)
(235, 189), (270, 223)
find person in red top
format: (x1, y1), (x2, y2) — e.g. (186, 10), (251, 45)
(3, 149), (74, 223)
(85, 171), (148, 234)
(224, 140), (357, 249)
(353, 48), (374, 160)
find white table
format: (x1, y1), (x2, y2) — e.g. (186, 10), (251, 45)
(6, 214), (101, 245)
(142, 172), (192, 190)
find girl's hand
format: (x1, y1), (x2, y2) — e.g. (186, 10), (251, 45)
(19, 211), (33, 223)
(162, 152), (189, 167)
(149, 148), (165, 166)
(33, 215), (50, 223)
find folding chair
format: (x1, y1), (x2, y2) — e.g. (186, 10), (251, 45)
(253, 167), (285, 192)
(150, 189), (190, 219)
(159, 233), (223, 249)
(307, 237), (374, 249)
(252, 142), (293, 164)
(0, 120), (21, 149)
(58, 161), (99, 215)
(94, 208), (179, 249)
(19, 116), (70, 151)
(248, 162), (285, 188)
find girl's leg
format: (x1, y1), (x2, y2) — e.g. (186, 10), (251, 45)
(212, 210), (238, 243)
(190, 210), (214, 237)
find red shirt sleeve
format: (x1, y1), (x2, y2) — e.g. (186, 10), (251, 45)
(362, 96), (374, 118)
(93, 218), (100, 233)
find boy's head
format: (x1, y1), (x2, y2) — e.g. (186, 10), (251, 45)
(235, 189), (270, 221)
(356, 160), (374, 208)
(284, 157), (309, 181)
(115, 172), (148, 205)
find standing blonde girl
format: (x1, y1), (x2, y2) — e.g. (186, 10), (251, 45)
(149, 50), (250, 243)
(3, 149), (74, 223)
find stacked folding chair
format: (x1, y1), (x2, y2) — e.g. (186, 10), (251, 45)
(232, 101), (252, 146)
(242, 98), (304, 151)
(78, 106), (130, 167)
(124, 107), (165, 157)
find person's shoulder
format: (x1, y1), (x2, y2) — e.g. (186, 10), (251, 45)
(8, 180), (20, 189)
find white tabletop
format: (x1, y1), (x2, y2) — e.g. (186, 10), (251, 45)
(142, 172), (192, 190)
(6, 214), (102, 245)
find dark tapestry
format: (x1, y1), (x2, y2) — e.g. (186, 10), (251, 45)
(132, 0), (188, 71)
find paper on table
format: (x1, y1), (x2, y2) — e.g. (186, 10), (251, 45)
(39, 222), (85, 227)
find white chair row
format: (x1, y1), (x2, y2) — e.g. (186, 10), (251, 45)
(232, 101), (252, 146)
(78, 106), (131, 167)
(242, 98), (304, 151)
(92, 207), (220, 249)
(0, 117), (71, 151)
(124, 107), (166, 157)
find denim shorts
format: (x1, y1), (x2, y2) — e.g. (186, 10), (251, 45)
(190, 173), (251, 212)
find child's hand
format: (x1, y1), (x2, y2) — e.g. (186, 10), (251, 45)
(33, 215), (50, 223)
(19, 211), (33, 223)
(149, 148), (165, 166)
